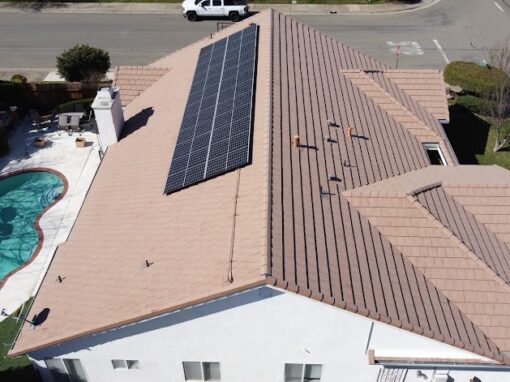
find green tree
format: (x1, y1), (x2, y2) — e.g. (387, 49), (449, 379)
(56, 44), (110, 82)
(487, 39), (510, 152)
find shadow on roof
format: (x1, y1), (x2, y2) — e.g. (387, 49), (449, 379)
(120, 107), (154, 140)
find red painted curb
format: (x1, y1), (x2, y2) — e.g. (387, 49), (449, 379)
(0, 168), (69, 290)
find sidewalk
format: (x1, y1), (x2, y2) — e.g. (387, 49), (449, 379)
(0, 0), (439, 15)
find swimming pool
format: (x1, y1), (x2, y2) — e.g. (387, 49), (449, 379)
(0, 171), (64, 281)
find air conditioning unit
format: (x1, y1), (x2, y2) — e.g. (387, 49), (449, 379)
(433, 373), (451, 382)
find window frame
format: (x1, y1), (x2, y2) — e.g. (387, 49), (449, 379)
(284, 363), (323, 382)
(183, 361), (221, 381)
(111, 359), (141, 370)
(45, 358), (88, 382)
(423, 142), (447, 166)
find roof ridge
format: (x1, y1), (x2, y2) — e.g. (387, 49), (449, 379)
(343, 71), (455, 165)
(266, 276), (507, 364)
(149, 9), (274, 69)
(406, 194), (510, 290)
(343, 71), (438, 137)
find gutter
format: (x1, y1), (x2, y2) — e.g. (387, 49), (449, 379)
(368, 350), (510, 371)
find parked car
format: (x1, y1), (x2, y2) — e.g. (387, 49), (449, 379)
(182, 0), (249, 22)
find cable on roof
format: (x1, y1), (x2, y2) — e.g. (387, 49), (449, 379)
(227, 168), (242, 283)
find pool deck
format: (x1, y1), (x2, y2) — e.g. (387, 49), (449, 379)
(0, 118), (101, 321)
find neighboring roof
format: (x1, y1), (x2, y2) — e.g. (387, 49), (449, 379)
(113, 66), (169, 106)
(11, 10), (510, 365)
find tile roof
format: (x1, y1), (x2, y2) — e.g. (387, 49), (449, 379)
(113, 66), (169, 106)
(382, 69), (450, 122)
(11, 11), (274, 355)
(343, 166), (510, 355)
(11, 10), (510, 365)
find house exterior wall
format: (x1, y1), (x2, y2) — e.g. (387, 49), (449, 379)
(29, 286), (510, 382)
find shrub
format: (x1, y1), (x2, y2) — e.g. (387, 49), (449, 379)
(10, 74), (27, 84)
(0, 82), (31, 109)
(456, 95), (495, 116)
(57, 98), (94, 114)
(0, 124), (9, 156)
(444, 61), (509, 96)
(56, 44), (110, 83)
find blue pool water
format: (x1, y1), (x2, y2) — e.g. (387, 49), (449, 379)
(0, 171), (64, 280)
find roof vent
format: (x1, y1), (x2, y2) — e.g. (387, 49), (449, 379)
(292, 135), (301, 148)
(327, 120), (339, 128)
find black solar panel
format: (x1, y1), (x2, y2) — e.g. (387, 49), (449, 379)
(164, 24), (258, 195)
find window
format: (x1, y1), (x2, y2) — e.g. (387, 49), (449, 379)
(183, 361), (221, 381)
(45, 358), (88, 382)
(201, 0), (210, 5)
(111, 359), (141, 370)
(212, 0), (222, 5)
(285, 364), (322, 382)
(423, 143), (447, 166)
(224, 0), (246, 4)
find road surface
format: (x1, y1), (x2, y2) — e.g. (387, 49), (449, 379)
(0, 0), (509, 76)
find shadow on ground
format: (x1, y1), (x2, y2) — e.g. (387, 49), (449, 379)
(0, 365), (40, 382)
(444, 104), (490, 164)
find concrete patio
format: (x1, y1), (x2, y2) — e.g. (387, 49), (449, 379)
(0, 117), (101, 322)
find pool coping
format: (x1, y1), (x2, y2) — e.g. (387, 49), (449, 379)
(0, 167), (69, 290)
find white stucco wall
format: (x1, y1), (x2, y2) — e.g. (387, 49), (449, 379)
(29, 286), (510, 382)
(92, 87), (124, 150)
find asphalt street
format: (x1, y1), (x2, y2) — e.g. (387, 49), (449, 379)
(0, 0), (509, 73)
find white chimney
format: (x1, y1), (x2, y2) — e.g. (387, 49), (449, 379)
(92, 87), (124, 150)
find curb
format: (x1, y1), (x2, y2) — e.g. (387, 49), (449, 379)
(0, 0), (440, 15)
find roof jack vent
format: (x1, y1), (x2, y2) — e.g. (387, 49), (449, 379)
(327, 120), (339, 128)
(346, 127), (354, 138)
(57, 275), (65, 283)
(329, 174), (342, 182)
(292, 135), (301, 148)
(343, 160), (351, 167)
(145, 260), (154, 268)
(324, 135), (336, 143)
(319, 186), (334, 197)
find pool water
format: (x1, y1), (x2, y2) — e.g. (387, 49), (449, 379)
(0, 171), (64, 280)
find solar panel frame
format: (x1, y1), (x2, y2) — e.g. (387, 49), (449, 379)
(164, 24), (258, 195)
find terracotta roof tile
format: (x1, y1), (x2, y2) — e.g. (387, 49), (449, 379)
(114, 66), (169, 106)
(11, 10), (510, 366)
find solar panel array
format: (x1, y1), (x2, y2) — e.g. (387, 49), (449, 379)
(164, 24), (258, 195)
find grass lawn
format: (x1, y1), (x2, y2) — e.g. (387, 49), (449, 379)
(0, 300), (39, 382)
(445, 104), (510, 170)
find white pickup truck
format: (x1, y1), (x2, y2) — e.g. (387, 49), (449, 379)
(182, 0), (249, 22)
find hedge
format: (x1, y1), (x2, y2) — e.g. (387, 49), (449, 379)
(444, 61), (509, 96)
(455, 95), (495, 116)
(0, 82), (32, 109)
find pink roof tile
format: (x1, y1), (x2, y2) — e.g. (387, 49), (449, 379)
(113, 66), (169, 106)
(11, 10), (510, 366)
